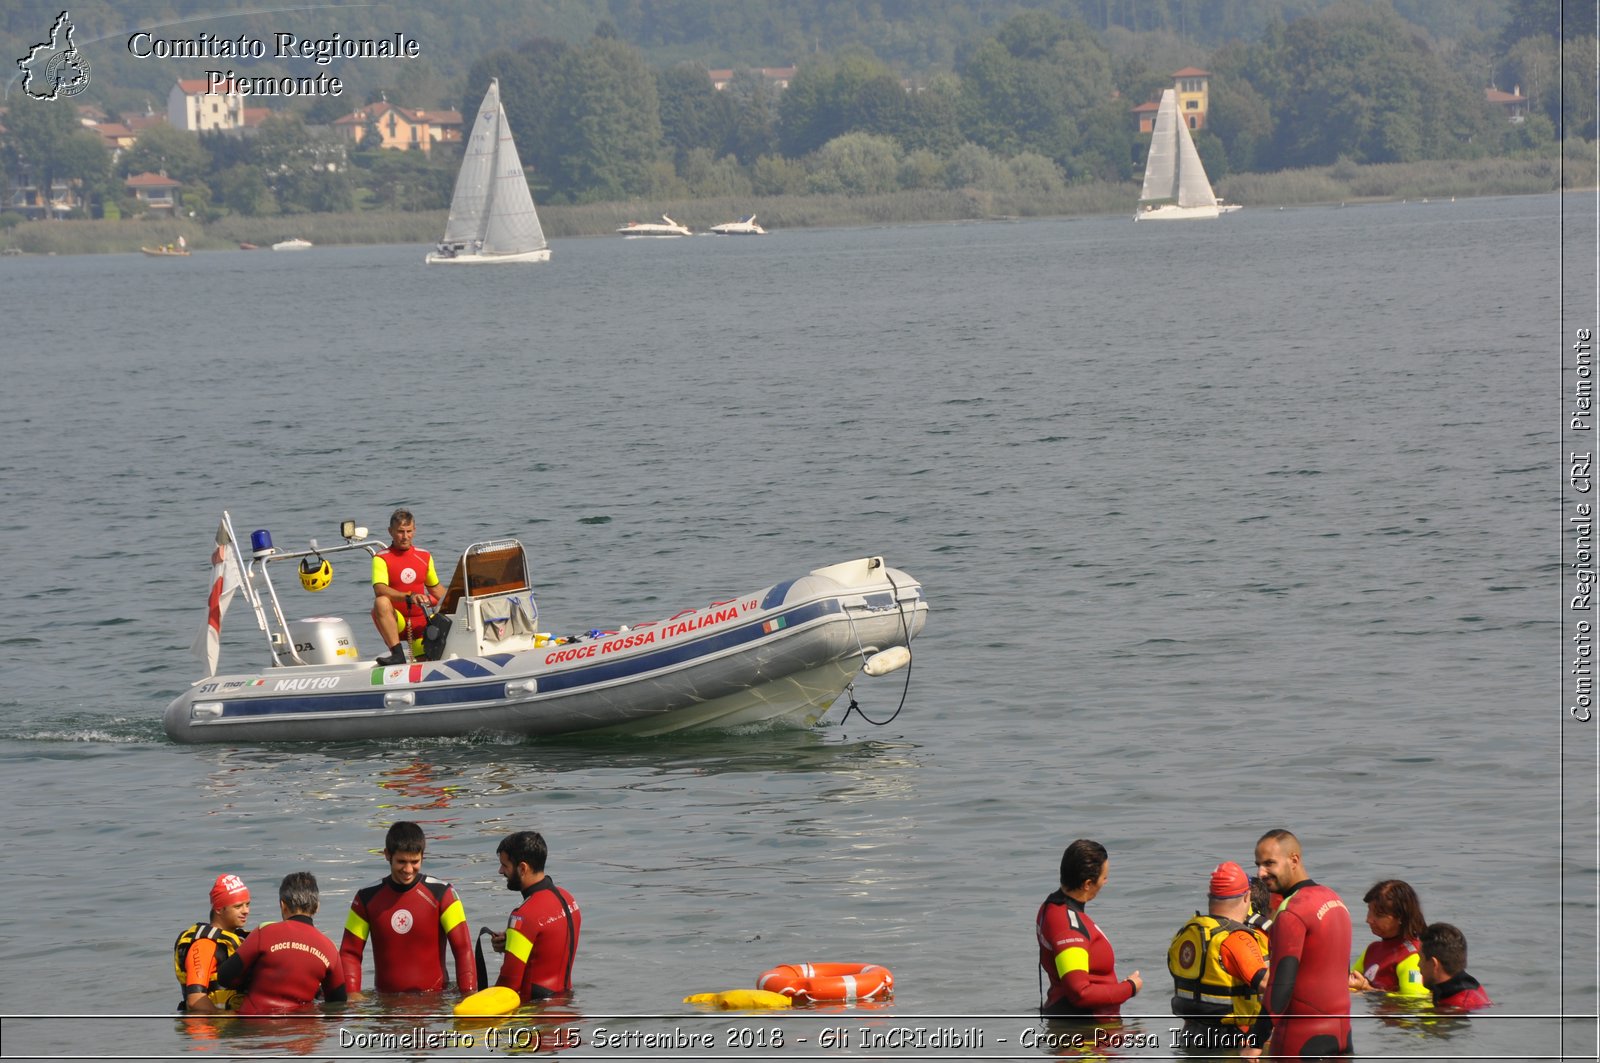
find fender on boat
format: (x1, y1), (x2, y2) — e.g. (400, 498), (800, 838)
(863, 646), (911, 676)
(756, 963), (894, 1004)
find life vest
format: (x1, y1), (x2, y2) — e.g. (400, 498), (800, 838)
(173, 922), (246, 1010)
(1168, 913), (1266, 1025)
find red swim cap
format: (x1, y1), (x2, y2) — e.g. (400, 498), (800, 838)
(1209, 861), (1250, 899)
(210, 873), (250, 909)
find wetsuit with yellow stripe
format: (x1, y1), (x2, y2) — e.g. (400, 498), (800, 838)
(1353, 936), (1428, 996)
(1035, 890), (1138, 1018)
(496, 877), (581, 1000)
(173, 922), (246, 1010)
(372, 546), (439, 643)
(339, 875), (476, 994)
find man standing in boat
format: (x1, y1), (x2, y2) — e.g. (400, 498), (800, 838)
(371, 508), (441, 666)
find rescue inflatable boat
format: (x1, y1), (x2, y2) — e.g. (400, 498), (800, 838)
(164, 513), (927, 744)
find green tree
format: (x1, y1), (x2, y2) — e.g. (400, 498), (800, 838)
(724, 70), (779, 164)
(656, 62), (734, 166)
(120, 123), (209, 183)
(807, 131), (901, 195)
(777, 52), (898, 158)
(469, 38), (574, 192)
(251, 113), (352, 213)
(552, 36), (665, 201)
(0, 96), (111, 218)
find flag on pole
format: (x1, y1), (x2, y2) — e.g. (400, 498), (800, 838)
(191, 520), (241, 675)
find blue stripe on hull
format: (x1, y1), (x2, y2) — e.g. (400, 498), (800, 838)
(211, 600), (842, 722)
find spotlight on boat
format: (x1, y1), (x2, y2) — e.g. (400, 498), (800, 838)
(340, 520), (368, 541)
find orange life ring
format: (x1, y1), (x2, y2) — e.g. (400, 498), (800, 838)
(756, 962), (894, 1004)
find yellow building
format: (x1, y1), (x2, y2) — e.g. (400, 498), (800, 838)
(332, 101), (463, 154)
(1134, 68), (1212, 133)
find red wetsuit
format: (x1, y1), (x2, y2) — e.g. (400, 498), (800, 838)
(1266, 880), (1353, 1059)
(496, 878), (580, 1000)
(1431, 971), (1491, 1010)
(1353, 935), (1423, 992)
(1035, 890), (1138, 1019)
(218, 915), (347, 1015)
(373, 546), (437, 637)
(339, 875), (477, 994)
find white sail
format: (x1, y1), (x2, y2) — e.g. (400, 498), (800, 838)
(1135, 89), (1221, 221)
(429, 78), (550, 263)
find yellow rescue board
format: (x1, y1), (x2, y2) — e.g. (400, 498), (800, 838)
(684, 989), (793, 1010)
(454, 985), (521, 1016)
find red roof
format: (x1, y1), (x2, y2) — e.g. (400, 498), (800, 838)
(1172, 67), (1210, 78)
(176, 77), (236, 95)
(1131, 101), (1160, 113)
(125, 171), (181, 188)
(1485, 87), (1525, 103)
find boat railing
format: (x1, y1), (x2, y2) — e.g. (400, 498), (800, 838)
(226, 512), (380, 667)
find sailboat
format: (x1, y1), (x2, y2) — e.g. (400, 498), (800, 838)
(426, 78), (550, 264)
(1135, 89), (1226, 221)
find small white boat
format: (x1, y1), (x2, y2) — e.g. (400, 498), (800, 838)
(272, 238), (314, 251)
(1135, 89), (1226, 221)
(617, 214), (692, 238)
(709, 214), (767, 236)
(426, 78), (550, 265)
(164, 513), (928, 744)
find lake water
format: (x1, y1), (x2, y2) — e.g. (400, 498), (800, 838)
(0, 193), (1593, 1060)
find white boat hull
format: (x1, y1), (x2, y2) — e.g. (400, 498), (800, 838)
(1135, 203), (1222, 221)
(425, 248), (551, 264)
(164, 557), (926, 744)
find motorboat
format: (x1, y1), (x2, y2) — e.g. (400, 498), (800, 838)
(709, 214), (767, 236)
(164, 513), (928, 744)
(272, 238), (314, 251)
(1134, 89), (1225, 221)
(617, 215), (692, 238)
(141, 244), (189, 256)
(426, 78), (551, 265)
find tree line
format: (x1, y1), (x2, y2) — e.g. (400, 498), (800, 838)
(1, 0), (1591, 222)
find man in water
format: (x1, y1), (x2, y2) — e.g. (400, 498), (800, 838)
(1418, 923), (1492, 1010)
(217, 872), (347, 1014)
(174, 873), (252, 1012)
(491, 830), (581, 1001)
(1254, 830), (1353, 1059)
(1168, 861), (1269, 1054)
(371, 508), (441, 665)
(339, 821), (477, 997)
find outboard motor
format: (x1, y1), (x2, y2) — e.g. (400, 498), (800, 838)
(275, 617), (360, 666)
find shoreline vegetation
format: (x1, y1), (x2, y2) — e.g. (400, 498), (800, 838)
(3, 151), (1590, 255)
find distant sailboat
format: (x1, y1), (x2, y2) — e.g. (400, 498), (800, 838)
(426, 78), (550, 264)
(1135, 89), (1224, 221)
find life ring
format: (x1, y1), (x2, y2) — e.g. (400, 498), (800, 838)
(756, 963), (893, 1004)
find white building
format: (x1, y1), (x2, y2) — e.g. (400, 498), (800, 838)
(167, 77), (243, 132)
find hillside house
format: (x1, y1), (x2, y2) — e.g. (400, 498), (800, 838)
(332, 101), (462, 153)
(125, 171), (182, 214)
(1135, 68), (1212, 133)
(168, 78), (244, 132)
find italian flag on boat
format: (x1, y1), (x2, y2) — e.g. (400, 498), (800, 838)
(373, 664), (426, 685)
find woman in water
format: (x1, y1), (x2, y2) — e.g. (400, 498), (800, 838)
(1035, 838), (1142, 1017)
(1349, 878), (1429, 996)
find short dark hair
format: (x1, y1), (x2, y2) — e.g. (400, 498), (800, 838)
(497, 830), (548, 873)
(279, 871), (320, 915)
(1419, 922), (1469, 975)
(385, 821), (426, 856)
(1257, 828), (1300, 850)
(389, 508), (415, 529)
(1059, 839), (1108, 892)
(1363, 879), (1427, 940)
